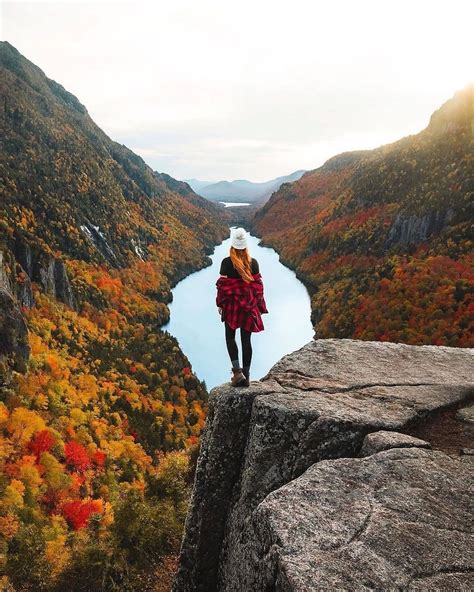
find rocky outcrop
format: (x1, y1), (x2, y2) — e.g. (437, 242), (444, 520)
(0, 246), (74, 381)
(359, 430), (431, 456)
(13, 240), (76, 309)
(386, 209), (454, 246)
(231, 448), (473, 591)
(16, 270), (35, 308)
(79, 221), (119, 267)
(0, 287), (29, 374)
(174, 339), (474, 592)
(52, 257), (76, 309)
(0, 251), (12, 293)
(0, 252), (30, 374)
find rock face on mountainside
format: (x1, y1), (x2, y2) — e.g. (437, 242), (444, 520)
(0, 251), (30, 375)
(173, 339), (474, 592)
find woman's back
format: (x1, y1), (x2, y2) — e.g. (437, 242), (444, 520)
(217, 227), (267, 387)
(219, 256), (259, 279)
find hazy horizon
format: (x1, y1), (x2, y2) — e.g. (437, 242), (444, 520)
(2, 0), (472, 182)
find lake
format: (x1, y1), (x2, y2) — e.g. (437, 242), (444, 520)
(219, 201), (251, 207)
(162, 227), (315, 390)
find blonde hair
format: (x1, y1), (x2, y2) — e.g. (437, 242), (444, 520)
(230, 246), (253, 283)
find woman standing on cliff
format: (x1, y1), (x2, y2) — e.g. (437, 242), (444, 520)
(216, 227), (268, 387)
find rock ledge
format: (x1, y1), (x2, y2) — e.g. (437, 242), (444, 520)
(174, 339), (474, 592)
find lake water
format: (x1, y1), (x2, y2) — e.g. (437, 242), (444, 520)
(219, 202), (251, 207)
(162, 227), (315, 390)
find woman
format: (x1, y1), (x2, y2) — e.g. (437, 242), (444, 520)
(216, 227), (268, 387)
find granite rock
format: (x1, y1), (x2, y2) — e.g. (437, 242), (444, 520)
(234, 448), (474, 591)
(386, 209), (454, 246)
(174, 339), (474, 592)
(360, 430), (431, 456)
(53, 258), (76, 309)
(0, 287), (29, 373)
(0, 251), (30, 373)
(457, 403), (474, 426)
(173, 380), (281, 592)
(13, 239), (76, 309)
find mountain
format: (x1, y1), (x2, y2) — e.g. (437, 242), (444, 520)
(252, 84), (474, 347)
(0, 41), (229, 590)
(0, 41), (227, 270)
(183, 178), (214, 193)
(186, 170), (306, 204)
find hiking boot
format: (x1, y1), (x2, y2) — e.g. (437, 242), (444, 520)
(241, 366), (250, 387)
(230, 367), (246, 387)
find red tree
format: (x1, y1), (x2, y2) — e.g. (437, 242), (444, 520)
(64, 441), (91, 472)
(28, 430), (55, 461)
(61, 499), (102, 530)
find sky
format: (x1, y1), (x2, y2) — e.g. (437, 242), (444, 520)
(1, 0), (472, 182)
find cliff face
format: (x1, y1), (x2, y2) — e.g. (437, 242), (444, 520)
(0, 252), (30, 375)
(174, 339), (474, 591)
(251, 85), (474, 347)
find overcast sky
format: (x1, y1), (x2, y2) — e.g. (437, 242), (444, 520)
(1, 0), (472, 182)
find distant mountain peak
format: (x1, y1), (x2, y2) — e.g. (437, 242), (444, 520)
(186, 170), (306, 204)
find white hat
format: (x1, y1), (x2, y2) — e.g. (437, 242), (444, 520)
(231, 227), (248, 249)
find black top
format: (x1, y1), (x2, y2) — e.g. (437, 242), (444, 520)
(219, 256), (259, 279)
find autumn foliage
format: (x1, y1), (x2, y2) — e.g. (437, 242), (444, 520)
(61, 499), (103, 530)
(253, 85), (474, 347)
(28, 430), (55, 460)
(64, 441), (92, 473)
(0, 41), (228, 591)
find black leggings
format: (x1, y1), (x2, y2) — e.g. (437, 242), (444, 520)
(225, 322), (252, 368)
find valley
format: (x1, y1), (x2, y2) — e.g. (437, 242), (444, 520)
(0, 38), (472, 592)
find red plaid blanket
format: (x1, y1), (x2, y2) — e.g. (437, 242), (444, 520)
(216, 273), (268, 332)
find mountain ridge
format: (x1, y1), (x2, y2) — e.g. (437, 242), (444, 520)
(0, 40), (229, 590)
(0, 40), (229, 270)
(252, 83), (473, 347)
(185, 169), (306, 204)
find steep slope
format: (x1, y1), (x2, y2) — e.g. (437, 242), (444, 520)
(186, 170), (306, 204)
(253, 85), (473, 346)
(0, 41), (229, 590)
(0, 41), (227, 272)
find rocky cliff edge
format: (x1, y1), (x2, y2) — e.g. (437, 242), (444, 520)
(174, 338), (473, 591)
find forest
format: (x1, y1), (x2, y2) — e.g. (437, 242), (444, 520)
(253, 85), (473, 347)
(0, 41), (229, 590)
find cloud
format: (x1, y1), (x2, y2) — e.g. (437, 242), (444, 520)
(2, 0), (473, 181)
